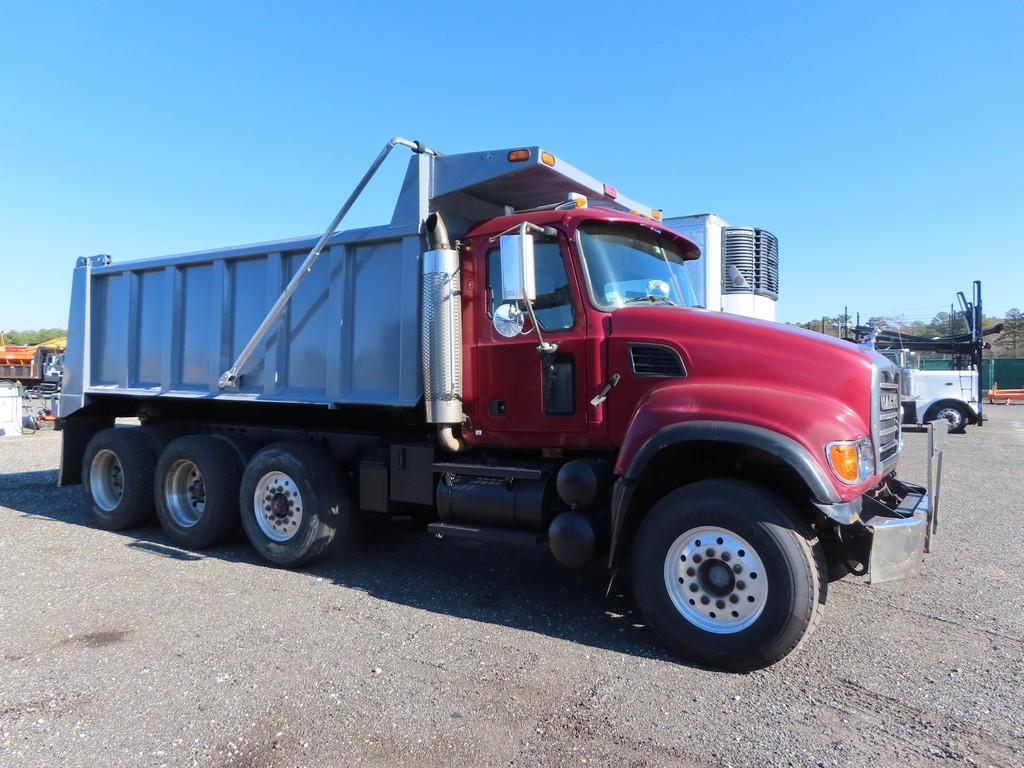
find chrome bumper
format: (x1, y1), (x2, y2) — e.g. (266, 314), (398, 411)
(867, 492), (929, 583)
(865, 420), (946, 584)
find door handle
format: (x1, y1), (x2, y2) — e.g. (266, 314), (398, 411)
(590, 373), (621, 407)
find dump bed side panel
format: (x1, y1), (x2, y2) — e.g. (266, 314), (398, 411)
(60, 224), (423, 418)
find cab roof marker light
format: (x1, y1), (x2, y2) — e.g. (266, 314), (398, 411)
(554, 193), (588, 211)
(652, 209), (663, 221)
(541, 151), (555, 166)
(508, 149), (530, 162)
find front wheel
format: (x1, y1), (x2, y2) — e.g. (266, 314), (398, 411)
(630, 479), (826, 671)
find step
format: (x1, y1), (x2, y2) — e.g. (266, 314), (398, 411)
(427, 522), (546, 546)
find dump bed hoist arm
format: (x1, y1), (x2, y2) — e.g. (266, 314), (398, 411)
(217, 137), (437, 389)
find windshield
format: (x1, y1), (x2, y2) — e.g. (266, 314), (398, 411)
(577, 222), (700, 310)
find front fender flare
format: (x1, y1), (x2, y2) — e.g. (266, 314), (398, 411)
(607, 421), (860, 568)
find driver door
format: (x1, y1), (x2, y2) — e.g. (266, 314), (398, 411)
(476, 234), (588, 437)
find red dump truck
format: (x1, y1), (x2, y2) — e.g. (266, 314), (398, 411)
(57, 138), (939, 670)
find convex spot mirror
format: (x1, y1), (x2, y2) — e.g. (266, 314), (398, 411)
(499, 231), (536, 303)
(493, 302), (525, 338)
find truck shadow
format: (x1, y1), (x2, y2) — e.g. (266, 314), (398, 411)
(0, 468), (683, 666)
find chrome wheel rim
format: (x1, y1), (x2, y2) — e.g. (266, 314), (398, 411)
(936, 407), (963, 429)
(164, 459), (206, 528)
(253, 471), (303, 542)
(90, 449), (124, 512)
(664, 525), (769, 634)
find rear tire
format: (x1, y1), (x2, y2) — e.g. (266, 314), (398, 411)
(630, 479), (826, 671)
(928, 403), (968, 434)
(81, 427), (159, 530)
(239, 441), (355, 568)
(154, 435), (244, 549)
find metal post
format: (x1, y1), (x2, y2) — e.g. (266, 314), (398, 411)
(218, 137), (437, 389)
(974, 280), (984, 426)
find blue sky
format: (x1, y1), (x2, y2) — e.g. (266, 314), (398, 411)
(1, 1), (1021, 329)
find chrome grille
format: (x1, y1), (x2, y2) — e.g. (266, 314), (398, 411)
(875, 366), (901, 468)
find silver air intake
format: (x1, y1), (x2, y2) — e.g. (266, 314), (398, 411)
(421, 213), (463, 428)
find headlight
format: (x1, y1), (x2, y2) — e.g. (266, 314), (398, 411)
(826, 437), (874, 484)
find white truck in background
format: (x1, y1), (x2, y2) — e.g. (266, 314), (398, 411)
(880, 349), (978, 433)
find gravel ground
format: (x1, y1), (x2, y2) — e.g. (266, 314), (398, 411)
(1, 410), (1022, 767)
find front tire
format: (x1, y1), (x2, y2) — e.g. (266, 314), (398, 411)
(630, 479), (826, 671)
(239, 441), (355, 568)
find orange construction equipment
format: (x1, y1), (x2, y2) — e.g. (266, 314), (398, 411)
(987, 383), (1024, 403)
(0, 336), (67, 388)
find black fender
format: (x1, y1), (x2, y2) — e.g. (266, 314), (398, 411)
(608, 421), (851, 568)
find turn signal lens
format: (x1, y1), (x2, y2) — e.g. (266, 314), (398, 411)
(540, 151), (555, 166)
(508, 149), (530, 162)
(574, 196), (588, 207)
(828, 444), (859, 483)
(826, 438), (874, 484)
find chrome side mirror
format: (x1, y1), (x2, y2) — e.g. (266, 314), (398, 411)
(492, 302), (525, 338)
(499, 229), (536, 302)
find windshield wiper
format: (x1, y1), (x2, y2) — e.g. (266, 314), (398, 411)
(622, 295), (678, 306)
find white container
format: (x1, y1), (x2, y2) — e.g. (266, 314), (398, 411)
(0, 381), (22, 436)
(664, 214), (779, 322)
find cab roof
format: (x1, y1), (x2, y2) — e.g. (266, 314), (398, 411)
(464, 206), (701, 261)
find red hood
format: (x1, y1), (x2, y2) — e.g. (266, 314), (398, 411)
(613, 307), (880, 400)
(607, 307), (889, 499)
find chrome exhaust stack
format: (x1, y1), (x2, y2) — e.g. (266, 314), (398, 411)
(421, 213), (463, 445)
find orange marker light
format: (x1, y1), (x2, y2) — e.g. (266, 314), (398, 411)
(828, 444), (860, 483)
(508, 149), (530, 162)
(541, 151), (555, 166)
(652, 209), (663, 221)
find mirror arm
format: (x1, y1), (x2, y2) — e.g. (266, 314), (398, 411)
(522, 298), (558, 354)
(488, 222), (558, 243)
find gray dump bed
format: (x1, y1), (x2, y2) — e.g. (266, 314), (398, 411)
(60, 141), (657, 418)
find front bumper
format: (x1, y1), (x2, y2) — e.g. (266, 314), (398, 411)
(863, 420), (946, 584)
(865, 486), (930, 583)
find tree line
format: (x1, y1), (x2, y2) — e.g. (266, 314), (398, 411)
(1, 328), (68, 346)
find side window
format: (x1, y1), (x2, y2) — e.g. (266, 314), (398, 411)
(486, 241), (575, 332)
